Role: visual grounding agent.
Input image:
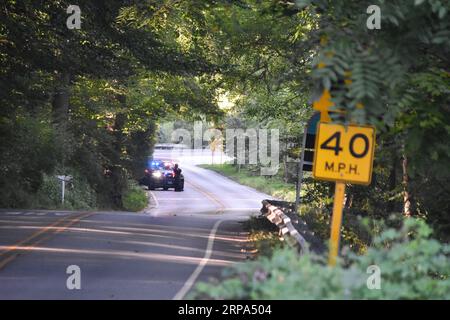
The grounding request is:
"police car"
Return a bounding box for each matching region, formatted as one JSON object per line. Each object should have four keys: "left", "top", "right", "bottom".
{"left": 140, "top": 159, "right": 184, "bottom": 192}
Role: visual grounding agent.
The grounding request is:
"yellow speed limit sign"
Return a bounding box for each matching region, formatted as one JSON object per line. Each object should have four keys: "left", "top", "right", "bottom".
{"left": 313, "top": 123, "right": 376, "bottom": 185}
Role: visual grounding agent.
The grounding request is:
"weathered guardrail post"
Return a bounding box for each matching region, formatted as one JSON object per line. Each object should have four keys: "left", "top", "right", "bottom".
{"left": 261, "top": 200, "right": 309, "bottom": 255}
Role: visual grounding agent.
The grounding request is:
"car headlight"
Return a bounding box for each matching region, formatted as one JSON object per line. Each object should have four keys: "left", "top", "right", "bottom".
{"left": 152, "top": 171, "right": 162, "bottom": 178}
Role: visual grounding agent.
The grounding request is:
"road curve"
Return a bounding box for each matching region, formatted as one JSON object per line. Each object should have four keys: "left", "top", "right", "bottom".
{"left": 0, "top": 164, "right": 272, "bottom": 299}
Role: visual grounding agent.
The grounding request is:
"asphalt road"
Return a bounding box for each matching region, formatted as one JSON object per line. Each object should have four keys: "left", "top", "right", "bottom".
{"left": 0, "top": 163, "right": 271, "bottom": 299}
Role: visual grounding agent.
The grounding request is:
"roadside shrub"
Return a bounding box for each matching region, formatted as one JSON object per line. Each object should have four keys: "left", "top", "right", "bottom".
{"left": 299, "top": 206, "right": 372, "bottom": 255}
{"left": 33, "top": 170, "right": 97, "bottom": 210}
{"left": 122, "top": 184, "right": 147, "bottom": 212}
{"left": 33, "top": 173, "right": 61, "bottom": 209}
{"left": 63, "top": 172, "right": 97, "bottom": 210}
{"left": 0, "top": 116, "right": 58, "bottom": 208}
{"left": 191, "top": 218, "right": 450, "bottom": 300}
{"left": 243, "top": 216, "right": 283, "bottom": 257}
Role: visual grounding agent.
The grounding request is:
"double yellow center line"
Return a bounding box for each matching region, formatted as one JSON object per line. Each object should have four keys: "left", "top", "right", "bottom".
{"left": 0, "top": 211, "right": 94, "bottom": 271}
{"left": 185, "top": 180, "right": 226, "bottom": 213}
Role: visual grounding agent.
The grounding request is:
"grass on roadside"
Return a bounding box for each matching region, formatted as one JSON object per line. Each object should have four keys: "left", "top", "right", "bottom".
{"left": 200, "top": 164, "right": 296, "bottom": 202}
{"left": 242, "top": 216, "right": 283, "bottom": 257}
{"left": 122, "top": 182, "right": 148, "bottom": 212}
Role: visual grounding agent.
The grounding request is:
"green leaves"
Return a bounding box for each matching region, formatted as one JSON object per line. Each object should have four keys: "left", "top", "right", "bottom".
{"left": 191, "top": 218, "right": 450, "bottom": 299}
{"left": 122, "top": 182, "right": 148, "bottom": 212}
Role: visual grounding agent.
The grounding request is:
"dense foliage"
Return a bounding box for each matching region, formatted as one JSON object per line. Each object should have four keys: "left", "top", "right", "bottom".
{"left": 0, "top": 1, "right": 223, "bottom": 209}
{"left": 191, "top": 0, "right": 450, "bottom": 240}
{"left": 192, "top": 219, "right": 450, "bottom": 299}
{"left": 122, "top": 182, "right": 148, "bottom": 212}
{"left": 302, "top": 0, "right": 450, "bottom": 239}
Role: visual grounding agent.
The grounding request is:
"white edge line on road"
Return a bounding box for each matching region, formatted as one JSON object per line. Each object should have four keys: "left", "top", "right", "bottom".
{"left": 148, "top": 190, "right": 159, "bottom": 208}
{"left": 173, "top": 219, "right": 223, "bottom": 300}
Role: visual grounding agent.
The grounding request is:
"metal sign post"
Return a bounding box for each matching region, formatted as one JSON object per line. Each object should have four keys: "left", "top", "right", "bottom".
{"left": 312, "top": 122, "right": 376, "bottom": 266}
{"left": 328, "top": 181, "right": 346, "bottom": 266}
{"left": 56, "top": 175, "right": 73, "bottom": 204}
{"left": 62, "top": 179, "right": 65, "bottom": 204}
{"left": 295, "top": 125, "right": 308, "bottom": 212}
{"left": 295, "top": 113, "right": 320, "bottom": 213}
{"left": 312, "top": 88, "right": 376, "bottom": 267}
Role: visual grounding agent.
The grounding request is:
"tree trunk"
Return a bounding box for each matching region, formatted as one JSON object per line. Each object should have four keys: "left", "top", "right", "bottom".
{"left": 389, "top": 153, "right": 397, "bottom": 190}
{"left": 345, "top": 193, "right": 353, "bottom": 208}
{"left": 110, "top": 95, "right": 127, "bottom": 208}
{"left": 51, "top": 72, "right": 72, "bottom": 169}
{"left": 283, "top": 135, "right": 289, "bottom": 183}
{"left": 402, "top": 150, "right": 412, "bottom": 217}
{"left": 52, "top": 72, "right": 71, "bottom": 124}
{"left": 387, "top": 150, "right": 397, "bottom": 212}
{"left": 129, "top": 123, "right": 154, "bottom": 178}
